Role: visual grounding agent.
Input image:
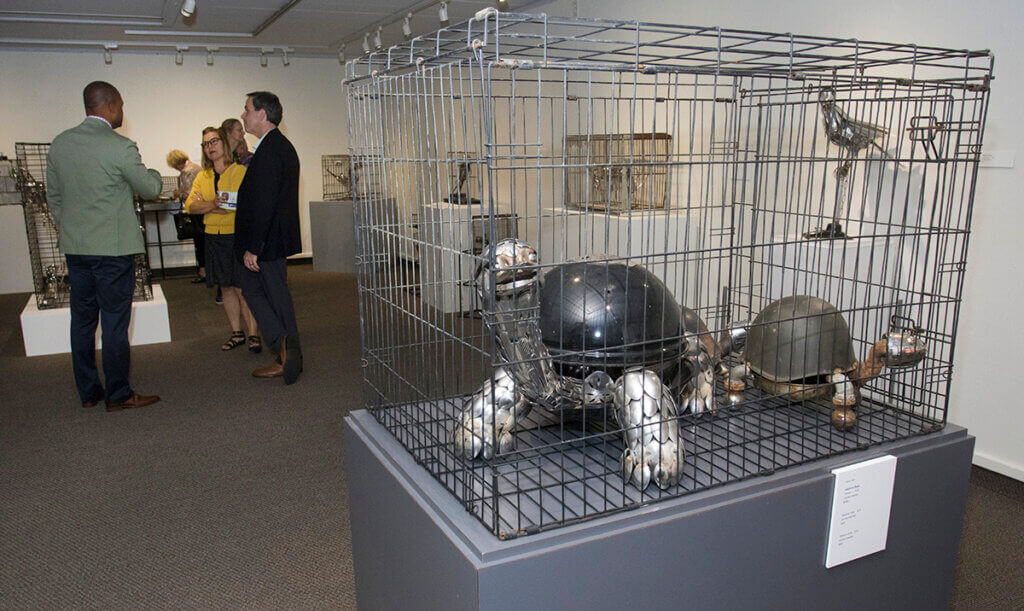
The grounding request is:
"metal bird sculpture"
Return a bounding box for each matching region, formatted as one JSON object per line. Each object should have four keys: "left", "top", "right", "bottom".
{"left": 805, "top": 87, "right": 894, "bottom": 239}
{"left": 819, "top": 87, "right": 890, "bottom": 157}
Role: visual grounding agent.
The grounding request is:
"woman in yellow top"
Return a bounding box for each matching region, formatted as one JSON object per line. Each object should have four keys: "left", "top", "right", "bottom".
{"left": 185, "top": 126, "right": 261, "bottom": 352}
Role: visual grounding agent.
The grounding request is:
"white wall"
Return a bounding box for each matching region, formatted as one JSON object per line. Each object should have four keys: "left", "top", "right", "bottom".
{"left": 565, "top": 0, "right": 1024, "bottom": 480}
{"left": 0, "top": 48, "right": 352, "bottom": 256}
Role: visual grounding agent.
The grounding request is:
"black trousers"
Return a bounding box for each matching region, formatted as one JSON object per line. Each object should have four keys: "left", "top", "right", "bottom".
{"left": 66, "top": 254, "right": 135, "bottom": 403}
{"left": 190, "top": 214, "right": 206, "bottom": 271}
{"left": 236, "top": 257, "right": 299, "bottom": 356}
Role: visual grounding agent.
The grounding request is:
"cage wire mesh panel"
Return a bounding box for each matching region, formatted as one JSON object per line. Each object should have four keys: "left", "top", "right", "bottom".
{"left": 321, "top": 154, "right": 353, "bottom": 201}
{"left": 345, "top": 13, "right": 992, "bottom": 539}
{"left": 160, "top": 175, "right": 179, "bottom": 198}
{"left": 16, "top": 142, "right": 154, "bottom": 309}
{"left": 16, "top": 143, "right": 68, "bottom": 309}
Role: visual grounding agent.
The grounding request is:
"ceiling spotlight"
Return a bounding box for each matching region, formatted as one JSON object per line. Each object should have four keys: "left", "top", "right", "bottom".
{"left": 103, "top": 44, "right": 117, "bottom": 64}
{"left": 362, "top": 32, "right": 370, "bottom": 54}
{"left": 402, "top": 14, "right": 412, "bottom": 39}
{"left": 338, "top": 48, "right": 346, "bottom": 64}
{"left": 205, "top": 46, "right": 216, "bottom": 65}
{"left": 373, "top": 26, "right": 382, "bottom": 50}
{"left": 260, "top": 52, "right": 268, "bottom": 67}
{"left": 496, "top": 0, "right": 510, "bottom": 11}
{"left": 181, "top": 0, "right": 196, "bottom": 18}
{"left": 282, "top": 48, "right": 291, "bottom": 66}
{"left": 439, "top": 0, "right": 449, "bottom": 27}
{"left": 175, "top": 45, "right": 187, "bottom": 65}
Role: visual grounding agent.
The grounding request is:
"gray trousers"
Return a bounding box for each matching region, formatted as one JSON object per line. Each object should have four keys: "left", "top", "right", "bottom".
{"left": 237, "top": 257, "right": 300, "bottom": 356}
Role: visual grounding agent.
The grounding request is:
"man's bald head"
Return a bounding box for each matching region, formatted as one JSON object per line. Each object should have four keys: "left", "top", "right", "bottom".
{"left": 82, "top": 81, "right": 124, "bottom": 129}
{"left": 83, "top": 81, "right": 120, "bottom": 114}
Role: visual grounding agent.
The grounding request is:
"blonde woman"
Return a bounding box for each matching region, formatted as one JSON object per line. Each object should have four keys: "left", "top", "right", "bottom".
{"left": 220, "top": 118, "right": 253, "bottom": 166}
{"left": 185, "top": 127, "right": 261, "bottom": 352}
{"left": 166, "top": 149, "right": 206, "bottom": 282}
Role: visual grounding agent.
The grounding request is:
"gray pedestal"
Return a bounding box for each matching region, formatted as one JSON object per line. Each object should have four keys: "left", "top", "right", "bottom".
{"left": 344, "top": 410, "right": 973, "bottom": 610}
{"left": 310, "top": 200, "right": 356, "bottom": 273}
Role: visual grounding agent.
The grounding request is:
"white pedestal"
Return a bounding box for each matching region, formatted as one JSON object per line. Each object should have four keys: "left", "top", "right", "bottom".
{"left": 418, "top": 202, "right": 518, "bottom": 313}
{"left": 20, "top": 284, "right": 172, "bottom": 357}
{"left": 521, "top": 207, "right": 710, "bottom": 310}
{"left": 763, "top": 236, "right": 900, "bottom": 345}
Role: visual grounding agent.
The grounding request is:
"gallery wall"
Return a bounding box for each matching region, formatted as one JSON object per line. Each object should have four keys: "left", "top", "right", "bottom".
{"left": 0, "top": 49, "right": 352, "bottom": 256}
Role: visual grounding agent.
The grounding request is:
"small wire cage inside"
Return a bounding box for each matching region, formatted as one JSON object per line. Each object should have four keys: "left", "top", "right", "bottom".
{"left": 346, "top": 14, "right": 992, "bottom": 538}
{"left": 564, "top": 133, "right": 671, "bottom": 212}
{"left": 16, "top": 143, "right": 68, "bottom": 309}
{"left": 322, "top": 154, "right": 353, "bottom": 201}
{"left": 16, "top": 142, "right": 154, "bottom": 309}
{"left": 443, "top": 152, "right": 484, "bottom": 204}
{"left": 160, "top": 175, "right": 179, "bottom": 199}
{"left": 131, "top": 253, "right": 154, "bottom": 301}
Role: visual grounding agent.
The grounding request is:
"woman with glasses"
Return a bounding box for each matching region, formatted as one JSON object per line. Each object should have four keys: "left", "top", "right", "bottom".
{"left": 184, "top": 126, "right": 261, "bottom": 352}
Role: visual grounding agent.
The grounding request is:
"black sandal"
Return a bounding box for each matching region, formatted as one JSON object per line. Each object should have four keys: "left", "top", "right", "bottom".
{"left": 247, "top": 335, "right": 262, "bottom": 354}
{"left": 222, "top": 331, "right": 245, "bottom": 351}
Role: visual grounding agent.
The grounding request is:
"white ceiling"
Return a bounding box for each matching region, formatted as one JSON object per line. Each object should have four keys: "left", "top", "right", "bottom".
{"left": 0, "top": 0, "right": 516, "bottom": 58}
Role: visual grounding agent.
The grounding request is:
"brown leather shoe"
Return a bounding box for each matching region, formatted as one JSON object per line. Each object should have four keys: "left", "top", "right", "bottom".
{"left": 105, "top": 393, "right": 160, "bottom": 412}
{"left": 81, "top": 398, "right": 101, "bottom": 409}
{"left": 253, "top": 362, "right": 284, "bottom": 378}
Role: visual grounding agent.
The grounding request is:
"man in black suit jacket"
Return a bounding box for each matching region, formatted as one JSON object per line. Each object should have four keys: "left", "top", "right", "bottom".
{"left": 235, "top": 91, "right": 303, "bottom": 384}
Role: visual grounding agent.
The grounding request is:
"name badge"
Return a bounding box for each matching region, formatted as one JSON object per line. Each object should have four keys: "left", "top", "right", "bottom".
{"left": 218, "top": 190, "right": 238, "bottom": 210}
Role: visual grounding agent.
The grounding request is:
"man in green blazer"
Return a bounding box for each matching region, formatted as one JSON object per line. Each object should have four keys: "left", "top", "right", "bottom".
{"left": 46, "top": 81, "right": 163, "bottom": 412}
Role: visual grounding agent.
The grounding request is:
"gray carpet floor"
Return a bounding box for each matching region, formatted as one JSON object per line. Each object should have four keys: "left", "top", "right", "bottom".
{"left": 0, "top": 263, "right": 1021, "bottom": 609}
{"left": 0, "top": 265, "right": 360, "bottom": 609}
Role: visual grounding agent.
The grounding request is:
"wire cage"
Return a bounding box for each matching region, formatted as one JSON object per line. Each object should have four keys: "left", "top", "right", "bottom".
{"left": 160, "top": 175, "right": 179, "bottom": 199}
{"left": 564, "top": 132, "right": 672, "bottom": 212}
{"left": 322, "top": 154, "right": 354, "bottom": 201}
{"left": 322, "top": 153, "right": 386, "bottom": 201}
{"left": 345, "top": 13, "right": 993, "bottom": 538}
{"left": 16, "top": 142, "right": 155, "bottom": 309}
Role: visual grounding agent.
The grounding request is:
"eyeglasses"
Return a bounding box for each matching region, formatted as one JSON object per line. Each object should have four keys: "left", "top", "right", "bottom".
{"left": 202, "top": 138, "right": 222, "bottom": 148}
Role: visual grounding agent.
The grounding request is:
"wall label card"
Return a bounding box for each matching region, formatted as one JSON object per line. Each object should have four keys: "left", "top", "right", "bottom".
{"left": 825, "top": 454, "right": 898, "bottom": 568}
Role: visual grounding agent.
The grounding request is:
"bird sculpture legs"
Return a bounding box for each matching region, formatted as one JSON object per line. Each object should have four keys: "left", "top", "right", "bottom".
{"left": 804, "top": 159, "right": 853, "bottom": 239}
{"left": 808, "top": 87, "right": 893, "bottom": 240}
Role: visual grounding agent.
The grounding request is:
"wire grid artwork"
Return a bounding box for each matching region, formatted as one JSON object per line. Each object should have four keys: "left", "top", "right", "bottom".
{"left": 322, "top": 154, "right": 354, "bottom": 201}
{"left": 16, "top": 142, "right": 154, "bottom": 308}
{"left": 345, "top": 12, "right": 992, "bottom": 538}
{"left": 16, "top": 143, "right": 68, "bottom": 309}
{"left": 160, "top": 175, "right": 179, "bottom": 198}
{"left": 564, "top": 133, "right": 671, "bottom": 212}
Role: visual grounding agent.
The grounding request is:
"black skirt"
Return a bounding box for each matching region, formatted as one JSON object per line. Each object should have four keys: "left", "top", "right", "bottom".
{"left": 205, "top": 233, "right": 239, "bottom": 288}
